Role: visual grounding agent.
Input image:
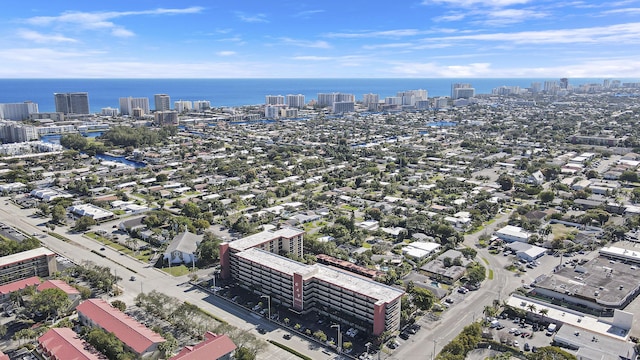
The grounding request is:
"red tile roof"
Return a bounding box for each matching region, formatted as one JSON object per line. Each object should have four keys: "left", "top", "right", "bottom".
{"left": 38, "top": 328, "right": 106, "bottom": 360}
{"left": 77, "top": 299, "right": 165, "bottom": 355}
{"left": 0, "top": 350, "right": 9, "bottom": 360}
{"left": 37, "top": 279, "right": 80, "bottom": 295}
{"left": 170, "top": 332, "right": 237, "bottom": 360}
{"left": 0, "top": 276, "right": 40, "bottom": 295}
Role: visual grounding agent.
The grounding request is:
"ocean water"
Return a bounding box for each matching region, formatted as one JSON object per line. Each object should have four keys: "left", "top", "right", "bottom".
{"left": 0, "top": 78, "right": 618, "bottom": 113}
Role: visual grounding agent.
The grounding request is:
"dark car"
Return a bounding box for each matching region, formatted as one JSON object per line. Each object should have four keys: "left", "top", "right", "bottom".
{"left": 524, "top": 343, "right": 530, "bottom": 351}
{"left": 531, "top": 346, "right": 538, "bottom": 353}
{"left": 399, "top": 332, "right": 410, "bottom": 340}
{"left": 257, "top": 327, "right": 267, "bottom": 334}
{"left": 283, "top": 333, "right": 292, "bottom": 340}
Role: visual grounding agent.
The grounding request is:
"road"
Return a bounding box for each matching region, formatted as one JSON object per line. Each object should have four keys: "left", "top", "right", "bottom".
{"left": 389, "top": 211, "right": 517, "bottom": 360}
{"left": 0, "top": 197, "right": 336, "bottom": 360}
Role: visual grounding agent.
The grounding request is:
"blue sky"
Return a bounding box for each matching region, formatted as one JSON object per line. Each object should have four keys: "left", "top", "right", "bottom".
{"left": 1, "top": 0, "right": 639, "bottom": 78}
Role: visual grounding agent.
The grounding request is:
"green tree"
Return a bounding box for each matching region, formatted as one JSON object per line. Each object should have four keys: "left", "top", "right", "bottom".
{"left": 411, "top": 287, "right": 435, "bottom": 310}
{"left": 158, "top": 332, "right": 178, "bottom": 357}
{"left": 111, "top": 300, "right": 126, "bottom": 312}
{"left": 181, "top": 202, "right": 201, "bottom": 219}
{"left": 497, "top": 174, "right": 514, "bottom": 191}
{"left": 619, "top": 171, "right": 639, "bottom": 183}
{"left": 28, "top": 288, "right": 71, "bottom": 321}
{"left": 313, "top": 330, "right": 327, "bottom": 342}
{"left": 196, "top": 232, "right": 222, "bottom": 265}
{"left": 466, "top": 263, "right": 486, "bottom": 284}
{"left": 73, "top": 216, "right": 96, "bottom": 232}
{"left": 51, "top": 204, "right": 67, "bottom": 224}
{"left": 235, "top": 346, "right": 256, "bottom": 360}
{"left": 526, "top": 346, "right": 576, "bottom": 360}
{"left": 538, "top": 190, "right": 555, "bottom": 203}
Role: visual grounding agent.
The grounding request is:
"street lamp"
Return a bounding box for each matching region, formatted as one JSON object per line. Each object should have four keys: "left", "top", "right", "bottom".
{"left": 260, "top": 295, "right": 271, "bottom": 321}
{"left": 331, "top": 324, "right": 342, "bottom": 352}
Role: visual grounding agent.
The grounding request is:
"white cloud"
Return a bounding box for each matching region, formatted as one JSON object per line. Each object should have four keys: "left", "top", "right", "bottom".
{"left": 422, "top": 0, "right": 531, "bottom": 7}
{"left": 481, "top": 8, "right": 548, "bottom": 25}
{"left": 601, "top": 7, "right": 640, "bottom": 15}
{"left": 236, "top": 13, "right": 269, "bottom": 23}
{"left": 388, "top": 57, "right": 640, "bottom": 78}
{"left": 432, "top": 22, "right": 640, "bottom": 44}
{"left": 17, "top": 29, "right": 77, "bottom": 43}
{"left": 293, "top": 10, "right": 325, "bottom": 18}
{"left": 434, "top": 13, "right": 466, "bottom": 22}
{"left": 23, "top": 7, "right": 204, "bottom": 37}
{"left": 325, "top": 29, "right": 430, "bottom": 39}
{"left": 216, "top": 51, "right": 236, "bottom": 56}
{"left": 293, "top": 56, "right": 333, "bottom": 61}
{"left": 279, "top": 37, "right": 331, "bottom": 49}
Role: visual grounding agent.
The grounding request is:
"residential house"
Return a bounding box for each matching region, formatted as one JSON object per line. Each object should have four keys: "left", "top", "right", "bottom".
{"left": 163, "top": 231, "right": 201, "bottom": 265}
{"left": 0, "top": 276, "right": 40, "bottom": 307}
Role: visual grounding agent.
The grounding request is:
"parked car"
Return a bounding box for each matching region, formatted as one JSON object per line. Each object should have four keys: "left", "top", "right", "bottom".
{"left": 257, "top": 327, "right": 267, "bottom": 334}
{"left": 524, "top": 343, "right": 530, "bottom": 351}
{"left": 399, "top": 332, "right": 410, "bottom": 340}
{"left": 283, "top": 333, "right": 292, "bottom": 340}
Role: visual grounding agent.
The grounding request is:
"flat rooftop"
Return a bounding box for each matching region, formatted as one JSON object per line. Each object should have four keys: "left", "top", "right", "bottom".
{"left": 229, "top": 227, "right": 304, "bottom": 252}
{"left": 506, "top": 295, "right": 629, "bottom": 340}
{"left": 235, "top": 248, "right": 404, "bottom": 303}
{"left": 0, "top": 247, "right": 54, "bottom": 268}
{"left": 534, "top": 256, "right": 640, "bottom": 308}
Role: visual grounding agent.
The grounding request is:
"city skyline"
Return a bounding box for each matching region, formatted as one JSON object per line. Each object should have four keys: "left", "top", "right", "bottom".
{"left": 0, "top": 1, "right": 639, "bottom": 78}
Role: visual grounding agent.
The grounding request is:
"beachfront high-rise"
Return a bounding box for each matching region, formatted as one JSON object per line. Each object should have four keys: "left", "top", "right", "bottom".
{"left": 119, "top": 97, "right": 150, "bottom": 116}
{"left": 450, "top": 83, "right": 475, "bottom": 100}
{"left": 54, "top": 92, "right": 90, "bottom": 115}
{"left": 317, "top": 93, "right": 355, "bottom": 107}
{"left": 154, "top": 94, "right": 171, "bottom": 111}
{"left": 285, "top": 94, "right": 305, "bottom": 108}
{"left": 265, "top": 95, "right": 285, "bottom": 105}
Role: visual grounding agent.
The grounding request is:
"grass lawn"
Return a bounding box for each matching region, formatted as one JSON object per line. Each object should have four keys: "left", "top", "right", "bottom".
{"left": 161, "top": 265, "right": 191, "bottom": 276}
{"left": 551, "top": 223, "right": 577, "bottom": 240}
{"left": 340, "top": 204, "right": 359, "bottom": 212}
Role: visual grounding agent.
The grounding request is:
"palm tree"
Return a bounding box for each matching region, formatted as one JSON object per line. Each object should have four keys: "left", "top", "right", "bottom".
{"left": 527, "top": 304, "right": 537, "bottom": 314}
{"left": 538, "top": 308, "right": 549, "bottom": 323}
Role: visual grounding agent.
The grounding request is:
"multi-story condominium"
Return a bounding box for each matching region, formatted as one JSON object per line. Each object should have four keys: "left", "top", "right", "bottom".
{"left": 264, "top": 105, "right": 280, "bottom": 119}
{"left": 154, "top": 94, "right": 171, "bottom": 111}
{"left": 265, "top": 95, "right": 285, "bottom": 105}
{"left": 37, "top": 328, "right": 104, "bottom": 360}
{"left": 0, "top": 247, "right": 57, "bottom": 286}
{"left": 101, "top": 107, "right": 119, "bottom": 117}
{"left": 544, "top": 81, "right": 558, "bottom": 94}
{"left": 285, "top": 94, "right": 305, "bottom": 108}
{"left": 434, "top": 97, "right": 449, "bottom": 109}
{"left": 332, "top": 101, "right": 355, "bottom": 114}
{"left": 220, "top": 228, "right": 403, "bottom": 336}
{"left": 317, "top": 93, "right": 354, "bottom": 107}
{"left": 174, "top": 100, "right": 192, "bottom": 113}
{"left": 154, "top": 111, "right": 179, "bottom": 125}
{"left": 452, "top": 87, "right": 475, "bottom": 100}
{"left": 397, "top": 89, "right": 427, "bottom": 106}
{"left": 119, "top": 97, "right": 150, "bottom": 116}
{"left": 280, "top": 108, "right": 298, "bottom": 118}
{"left": 560, "top": 77, "right": 569, "bottom": 89}
{"left": 362, "top": 93, "right": 379, "bottom": 111}
{"left": 415, "top": 100, "right": 430, "bottom": 110}
{"left": 530, "top": 82, "right": 542, "bottom": 93}
{"left": 30, "top": 112, "right": 65, "bottom": 122}
{"left": 193, "top": 100, "right": 211, "bottom": 111}
{"left": 0, "top": 121, "right": 38, "bottom": 143}
{"left": 0, "top": 101, "right": 38, "bottom": 121}
{"left": 450, "top": 83, "right": 472, "bottom": 99}
{"left": 54, "top": 92, "right": 89, "bottom": 115}
{"left": 385, "top": 97, "right": 402, "bottom": 106}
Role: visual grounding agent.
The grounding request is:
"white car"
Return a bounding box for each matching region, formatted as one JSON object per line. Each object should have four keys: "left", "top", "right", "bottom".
{"left": 513, "top": 340, "right": 519, "bottom": 347}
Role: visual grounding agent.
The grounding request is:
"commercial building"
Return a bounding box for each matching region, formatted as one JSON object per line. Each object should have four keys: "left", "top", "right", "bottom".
{"left": 220, "top": 228, "right": 403, "bottom": 335}
{"left": 54, "top": 92, "right": 90, "bottom": 115}
{"left": 77, "top": 299, "right": 165, "bottom": 357}
{"left": 599, "top": 246, "right": 640, "bottom": 264}
{"left": 0, "top": 247, "right": 57, "bottom": 286}
{"left": 494, "top": 225, "right": 531, "bottom": 243}
{"left": 504, "top": 242, "right": 546, "bottom": 262}
{"left": 154, "top": 94, "right": 171, "bottom": 111}
{"left": 119, "top": 97, "right": 150, "bottom": 116}
{"left": 533, "top": 256, "right": 640, "bottom": 312}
